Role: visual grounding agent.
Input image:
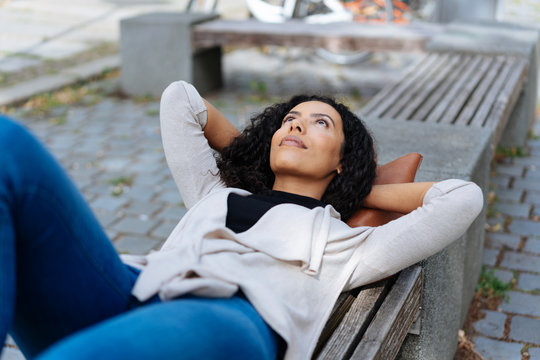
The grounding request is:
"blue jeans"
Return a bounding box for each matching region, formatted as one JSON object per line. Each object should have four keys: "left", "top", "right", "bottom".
{"left": 0, "top": 116, "right": 279, "bottom": 359}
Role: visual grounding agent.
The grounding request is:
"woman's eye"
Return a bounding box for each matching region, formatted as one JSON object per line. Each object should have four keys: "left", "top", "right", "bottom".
{"left": 316, "top": 119, "right": 329, "bottom": 127}
{"left": 283, "top": 117, "right": 294, "bottom": 123}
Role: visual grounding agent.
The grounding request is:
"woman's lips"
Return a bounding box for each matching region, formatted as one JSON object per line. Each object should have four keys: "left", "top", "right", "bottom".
{"left": 280, "top": 135, "right": 307, "bottom": 149}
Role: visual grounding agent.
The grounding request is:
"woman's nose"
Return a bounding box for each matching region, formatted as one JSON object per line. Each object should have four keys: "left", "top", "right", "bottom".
{"left": 288, "top": 118, "right": 304, "bottom": 133}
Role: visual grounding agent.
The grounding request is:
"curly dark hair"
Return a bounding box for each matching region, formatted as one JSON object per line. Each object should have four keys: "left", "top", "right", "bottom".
{"left": 216, "top": 95, "right": 376, "bottom": 221}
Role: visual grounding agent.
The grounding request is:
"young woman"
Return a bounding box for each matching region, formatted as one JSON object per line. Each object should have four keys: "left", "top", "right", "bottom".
{"left": 0, "top": 81, "right": 483, "bottom": 359}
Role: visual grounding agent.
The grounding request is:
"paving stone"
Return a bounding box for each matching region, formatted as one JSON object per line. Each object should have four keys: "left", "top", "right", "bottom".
{"left": 156, "top": 188, "right": 183, "bottom": 204}
{"left": 494, "top": 202, "right": 531, "bottom": 218}
{"left": 524, "top": 238, "right": 540, "bottom": 254}
{"left": 122, "top": 185, "right": 156, "bottom": 202}
{"left": 151, "top": 220, "right": 178, "bottom": 240}
{"left": 525, "top": 167, "right": 540, "bottom": 179}
{"left": 157, "top": 206, "right": 188, "bottom": 221}
{"left": 509, "top": 315, "right": 540, "bottom": 344}
{"left": 517, "top": 273, "right": 540, "bottom": 292}
{"left": 500, "top": 291, "right": 540, "bottom": 317}
{"left": 483, "top": 248, "right": 500, "bottom": 266}
{"left": 492, "top": 268, "right": 515, "bottom": 283}
{"left": 90, "top": 195, "right": 129, "bottom": 213}
{"left": 111, "top": 216, "right": 159, "bottom": 236}
{"left": 513, "top": 178, "right": 540, "bottom": 192}
{"left": 123, "top": 200, "right": 163, "bottom": 217}
{"left": 94, "top": 210, "right": 120, "bottom": 228}
{"left": 512, "top": 156, "right": 540, "bottom": 167}
{"left": 507, "top": 219, "right": 540, "bottom": 237}
{"left": 493, "top": 164, "right": 524, "bottom": 177}
{"left": 525, "top": 191, "right": 540, "bottom": 205}
{"left": 500, "top": 251, "right": 540, "bottom": 273}
{"left": 494, "top": 188, "right": 523, "bottom": 203}
{"left": 490, "top": 175, "right": 511, "bottom": 188}
{"left": 473, "top": 310, "right": 506, "bottom": 338}
{"left": 529, "top": 347, "right": 540, "bottom": 359}
{"left": 473, "top": 336, "right": 523, "bottom": 360}
{"left": 114, "top": 235, "right": 161, "bottom": 255}
{"left": 486, "top": 232, "right": 521, "bottom": 250}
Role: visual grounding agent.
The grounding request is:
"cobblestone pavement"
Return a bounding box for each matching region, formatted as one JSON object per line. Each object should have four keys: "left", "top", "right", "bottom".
{"left": 1, "top": 0, "right": 540, "bottom": 359}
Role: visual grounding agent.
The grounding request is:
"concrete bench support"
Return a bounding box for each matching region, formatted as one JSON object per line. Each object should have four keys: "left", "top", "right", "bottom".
{"left": 364, "top": 119, "right": 492, "bottom": 360}
{"left": 426, "top": 21, "right": 540, "bottom": 148}
{"left": 120, "top": 12, "right": 221, "bottom": 98}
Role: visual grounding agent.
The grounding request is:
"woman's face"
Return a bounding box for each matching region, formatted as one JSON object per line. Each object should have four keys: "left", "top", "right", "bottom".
{"left": 270, "top": 101, "right": 345, "bottom": 182}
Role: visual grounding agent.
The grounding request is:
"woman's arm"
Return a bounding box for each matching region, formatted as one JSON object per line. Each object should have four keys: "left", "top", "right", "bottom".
{"left": 160, "top": 81, "right": 232, "bottom": 208}
{"left": 362, "top": 182, "right": 437, "bottom": 214}
{"left": 345, "top": 179, "right": 484, "bottom": 290}
{"left": 202, "top": 99, "right": 240, "bottom": 151}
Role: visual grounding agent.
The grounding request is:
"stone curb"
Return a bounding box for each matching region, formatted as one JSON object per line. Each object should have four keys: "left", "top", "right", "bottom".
{"left": 0, "top": 55, "right": 120, "bottom": 107}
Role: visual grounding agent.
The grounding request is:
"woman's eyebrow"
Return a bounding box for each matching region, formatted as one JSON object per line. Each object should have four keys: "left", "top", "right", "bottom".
{"left": 286, "top": 111, "right": 336, "bottom": 127}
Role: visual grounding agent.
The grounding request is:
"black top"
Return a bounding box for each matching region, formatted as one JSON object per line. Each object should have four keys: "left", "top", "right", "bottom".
{"left": 226, "top": 190, "right": 325, "bottom": 233}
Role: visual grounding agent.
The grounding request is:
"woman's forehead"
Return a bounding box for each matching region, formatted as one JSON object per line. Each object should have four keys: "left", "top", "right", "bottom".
{"left": 289, "top": 101, "right": 342, "bottom": 123}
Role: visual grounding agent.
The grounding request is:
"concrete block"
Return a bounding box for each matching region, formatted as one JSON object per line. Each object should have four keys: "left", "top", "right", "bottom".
{"left": 431, "top": 0, "right": 497, "bottom": 23}
{"left": 120, "top": 12, "right": 221, "bottom": 98}
{"left": 426, "top": 21, "right": 539, "bottom": 148}
{"left": 501, "top": 291, "right": 540, "bottom": 317}
{"left": 363, "top": 119, "right": 492, "bottom": 360}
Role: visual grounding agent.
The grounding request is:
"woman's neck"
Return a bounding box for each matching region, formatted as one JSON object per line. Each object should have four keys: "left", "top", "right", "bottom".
{"left": 272, "top": 175, "right": 331, "bottom": 200}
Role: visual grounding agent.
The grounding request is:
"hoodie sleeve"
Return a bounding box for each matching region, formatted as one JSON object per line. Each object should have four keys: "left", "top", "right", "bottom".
{"left": 344, "top": 179, "right": 484, "bottom": 290}
{"left": 160, "top": 81, "right": 225, "bottom": 209}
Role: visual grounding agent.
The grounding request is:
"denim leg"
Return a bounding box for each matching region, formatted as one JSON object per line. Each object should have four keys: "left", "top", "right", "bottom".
{"left": 0, "top": 116, "right": 139, "bottom": 358}
{"left": 36, "top": 294, "right": 280, "bottom": 360}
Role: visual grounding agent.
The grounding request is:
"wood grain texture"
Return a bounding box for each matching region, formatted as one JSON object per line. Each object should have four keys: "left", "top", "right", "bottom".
{"left": 484, "top": 58, "right": 528, "bottom": 145}
{"left": 365, "top": 53, "right": 440, "bottom": 118}
{"left": 469, "top": 56, "right": 514, "bottom": 128}
{"left": 361, "top": 53, "right": 428, "bottom": 117}
{"left": 350, "top": 265, "right": 423, "bottom": 360}
{"left": 451, "top": 56, "right": 495, "bottom": 125}
{"left": 384, "top": 53, "right": 450, "bottom": 119}
{"left": 415, "top": 54, "right": 474, "bottom": 123}
{"left": 398, "top": 54, "right": 461, "bottom": 120}
{"left": 192, "top": 20, "right": 444, "bottom": 53}
{"left": 315, "top": 279, "right": 393, "bottom": 359}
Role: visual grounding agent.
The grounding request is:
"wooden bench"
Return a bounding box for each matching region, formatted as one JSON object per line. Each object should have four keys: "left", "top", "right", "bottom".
{"left": 361, "top": 52, "right": 529, "bottom": 148}
{"left": 314, "top": 265, "right": 423, "bottom": 359}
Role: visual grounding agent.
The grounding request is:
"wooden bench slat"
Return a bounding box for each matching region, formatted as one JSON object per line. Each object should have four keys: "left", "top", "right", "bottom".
{"left": 315, "top": 280, "right": 393, "bottom": 359}
{"left": 316, "top": 292, "right": 356, "bottom": 350}
{"left": 350, "top": 266, "right": 423, "bottom": 360}
{"left": 385, "top": 53, "right": 450, "bottom": 119}
{"left": 413, "top": 54, "right": 474, "bottom": 122}
{"left": 469, "top": 57, "right": 515, "bottom": 128}
{"left": 192, "top": 20, "right": 444, "bottom": 53}
{"left": 398, "top": 54, "right": 462, "bottom": 120}
{"left": 438, "top": 55, "right": 498, "bottom": 124}
{"left": 452, "top": 56, "right": 504, "bottom": 125}
{"left": 420, "top": 54, "right": 485, "bottom": 123}
{"left": 483, "top": 58, "right": 528, "bottom": 144}
{"left": 360, "top": 53, "right": 428, "bottom": 116}
{"left": 363, "top": 53, "right": 440, "bottom": 118}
